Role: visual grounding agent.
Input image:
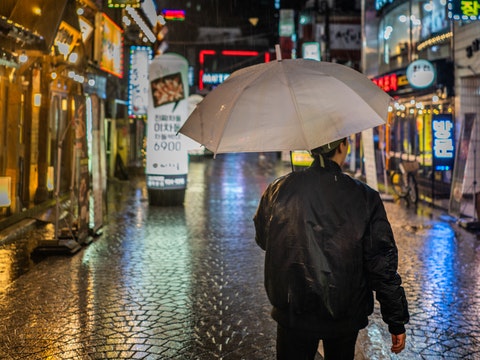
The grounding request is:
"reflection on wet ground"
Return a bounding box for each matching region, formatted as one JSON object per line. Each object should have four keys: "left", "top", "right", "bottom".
{"left": 0, "top": 223, "right": 56, "bottom": 297}
{"left": 0, "top": 153, "right": 480, "bottom": 359}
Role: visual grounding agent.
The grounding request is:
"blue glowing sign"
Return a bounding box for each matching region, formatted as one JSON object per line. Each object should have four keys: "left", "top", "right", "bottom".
{"left": 448, "top": 0, "right": 480, "bottom": 20}
{"left": 432, "top": 114, "right": 454, "bottom": 171}
{"left": 202, "top": 72, "right": 230, "bottom": 86}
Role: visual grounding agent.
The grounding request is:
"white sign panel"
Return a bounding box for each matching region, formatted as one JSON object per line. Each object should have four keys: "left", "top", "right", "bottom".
{"left": 406, "top": 59, "right": 436, "bottom": 89}
{"left": 362, "top": 128, "right": 378, "bottom": 191}
{"left": 146, "top": 54, "right": 189, "bottom": 190}
{"left": 302, "top": 42, "right": 321, "bottom": 61}
{"left": 329, "top": 24, "right": 361, "bottom": 50}
{"left": 128, "top": 46, "right": 152, "bottom": 117}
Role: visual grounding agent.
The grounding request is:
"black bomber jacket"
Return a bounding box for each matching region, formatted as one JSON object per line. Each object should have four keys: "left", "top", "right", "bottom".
{"left": 253, "top": 157, "right": 409, "bottom": 336}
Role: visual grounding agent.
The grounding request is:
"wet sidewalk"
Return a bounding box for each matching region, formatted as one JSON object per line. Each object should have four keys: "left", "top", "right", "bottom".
{"left": 0, "top": 153, "right": 479, "bottom": 359}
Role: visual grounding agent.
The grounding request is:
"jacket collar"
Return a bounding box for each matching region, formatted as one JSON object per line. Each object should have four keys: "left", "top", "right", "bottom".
{"left": 311, "top": 155, "right": 342, "bottom": 173}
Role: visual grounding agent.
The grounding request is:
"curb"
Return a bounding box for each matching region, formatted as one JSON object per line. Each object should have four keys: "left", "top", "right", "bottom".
{"left": 0, "top": 218, "right": 38, "bottom": 246}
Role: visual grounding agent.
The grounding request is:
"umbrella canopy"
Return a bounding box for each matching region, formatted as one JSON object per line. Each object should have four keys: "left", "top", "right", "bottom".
{"left": 179, "top": 58, "right": 391, "bottom": 155}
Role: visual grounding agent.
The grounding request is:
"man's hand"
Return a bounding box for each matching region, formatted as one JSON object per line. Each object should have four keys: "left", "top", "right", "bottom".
{"left": 391, "top": 333, "right": 406, "bottom": 354}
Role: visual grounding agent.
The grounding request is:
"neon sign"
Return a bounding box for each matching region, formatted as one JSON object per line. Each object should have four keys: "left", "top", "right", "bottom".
{"left": 95, "top": 13, "right": 124, "bottom": 78}
{"left": 198, "top": 50, "right": 270, "bottom": 90}
{"left": 162, "top": 9, "right": 185, "bottom": 21}
{"left": 448, "top": 0, "right": 480, "bottom": 20}
{"left": 128, "top": 46, "right": 152, "bottom": 118}
{"left": 432, "top": 114, "right": 454, "bottom": 171}
{"left": 372, "top": 73, "right": 398, "bottom": 92}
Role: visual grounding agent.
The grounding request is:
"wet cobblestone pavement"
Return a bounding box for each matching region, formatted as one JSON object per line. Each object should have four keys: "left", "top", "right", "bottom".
{"left": 0, "top": 153, "right": 480, "bottom": 359}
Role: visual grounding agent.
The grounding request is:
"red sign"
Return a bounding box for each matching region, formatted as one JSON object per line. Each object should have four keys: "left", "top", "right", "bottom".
{"left": 162, "top": 9, "right": 185, "bottom": 21}
{"left": 372, "top": 73, "right": 398, "bottom": 92}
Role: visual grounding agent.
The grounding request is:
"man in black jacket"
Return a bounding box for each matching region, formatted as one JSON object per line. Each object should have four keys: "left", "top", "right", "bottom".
{"left": 253, "top": 138, "right": 409, "bottom": 360}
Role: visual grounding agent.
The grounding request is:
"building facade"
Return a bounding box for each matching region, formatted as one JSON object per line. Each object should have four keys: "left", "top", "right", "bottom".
{"left": 0, "top": 0, "right": 156, "bottom": 235}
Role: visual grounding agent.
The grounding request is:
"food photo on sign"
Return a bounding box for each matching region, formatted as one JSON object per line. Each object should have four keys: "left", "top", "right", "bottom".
{"left": 150, "top": 72, "right": 185, "bottom": 110}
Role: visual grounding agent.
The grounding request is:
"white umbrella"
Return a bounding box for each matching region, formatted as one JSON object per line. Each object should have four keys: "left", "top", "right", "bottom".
{"left": 180, "top": 57, "right": 391, "bottom": 156}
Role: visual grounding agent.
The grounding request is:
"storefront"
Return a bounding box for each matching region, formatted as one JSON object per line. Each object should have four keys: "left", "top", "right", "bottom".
{"left": 362, "top": 0, "right": 455, "bottom": 202}
{"left": 450, "top": 20, "right": 480, "bottom": 219}
{"left": 372, "top": 58, "right": 454, "bottom": 201}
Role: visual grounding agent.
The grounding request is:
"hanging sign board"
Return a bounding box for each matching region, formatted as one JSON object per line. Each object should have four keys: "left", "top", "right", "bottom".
{"left": 432, "top": 113, "right": 455, "bottom": 171}
{"left": 449, "top": 113, "right": 475, "bottom": 217}
{"left": 128, "top": 46, "right": 152, "bottom": 117}
{"left": 406, "top": 59, "right": 436, "bottom": 89}
{"left": 94, "top": 13, "right": 124, "bottom": 78}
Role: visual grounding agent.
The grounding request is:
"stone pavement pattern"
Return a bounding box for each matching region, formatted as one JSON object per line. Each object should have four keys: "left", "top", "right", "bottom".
{"left": 0, "top": 153, "right": 480, "bottom": 359}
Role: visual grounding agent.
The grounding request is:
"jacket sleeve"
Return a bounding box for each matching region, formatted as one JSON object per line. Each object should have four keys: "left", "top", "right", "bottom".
{"left": 253, "top": 187, "right": 270, "bottom": 251}
{"left": 363, "top": 191, "right": 410, "bottom": 335}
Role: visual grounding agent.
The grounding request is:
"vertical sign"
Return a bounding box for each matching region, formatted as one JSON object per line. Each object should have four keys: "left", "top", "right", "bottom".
{"left": 87, "top": 95, "right": 104, "bottom": 235}
{"left": 128, "top": 46, "right": 152, "bottom": 117}
{"left": 279, "top": 9, "right": 295, "bottom": 36}
{"left": 432, "top": 114, "right": 455, "bottom": 171}
{"left": 94, "top": 13, "right": 124, "bottom": 78}
{"left": 146, "top": 54, "right": 189, "bottom": 205}
{"left": 362, "top": 128, "right": 379, "bottom": 191}
{"left": 73, "top": 96, "right": 90, "bottom": 244}
{"left": 449, "top": 114, "right": 475, "bottom": 217}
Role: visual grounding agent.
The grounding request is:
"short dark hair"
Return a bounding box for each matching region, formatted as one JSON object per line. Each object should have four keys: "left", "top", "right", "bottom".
{"left": 311, "top": 137, "right": 347, "bottom": 159}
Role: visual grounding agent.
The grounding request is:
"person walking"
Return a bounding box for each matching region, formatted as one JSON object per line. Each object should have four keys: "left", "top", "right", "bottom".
{"left": 253, "top": 137, "right": 409, "bottom": 360}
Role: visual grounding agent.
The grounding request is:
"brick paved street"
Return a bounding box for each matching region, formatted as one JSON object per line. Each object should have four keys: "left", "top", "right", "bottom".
{"left": 0, "top": 153, "right": 480, "bottom": 359}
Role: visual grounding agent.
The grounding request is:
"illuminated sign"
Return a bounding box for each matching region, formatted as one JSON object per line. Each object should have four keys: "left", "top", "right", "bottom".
{"left": 54, "top": 21, "right": 81, "bottom": 58}
{"left": 406, "top": 59, "right": 436, "bottom": 89}
{"left": 162, "top": 9, "right": 185, "bottom": 21}
{"left": 94, "top": 13, "right": 124, "bottom": 78}
{"left": 79, "top": 16, "right": 93, "bottom": 42}
{"left": 0, "top": 177, "right": 11, "bottom": 207}
{"left": 146, "top": 54, "right": 189, "bottom": 193}
{"left": 448, "top": 0, "right": 480, "bottom": 19}
{"left": 141, "top": 0, "right": 158, "bottom": 27}
{"left": 202, "top": 73, "right": 230, "bottom": 86}
{"left": 302, "top": 42, "right": 321, "bottom": 61}
{"left": 375, "top": 0, "right": 394, "bottom": 11}
{"left": 432, "top": 114, "right": 454, "bottom": 171}
{"left": 108, "top": 0, "right": 141, "bottom": 8}
{"left": 279, "top": 9, "right": 295, "bottom": 36}
{"left": 128, "top": 46, "right": 152, "bottom": 117}
{"left": 372, "top": 73, "right": 398, "bottom": 92}
{"left": 291, "top": 151, "right": 314, "bottom": 167}
{"left": 198, "top": 49, "right": 270, "bottom": 90}
{"left": 84, "top": 73, "right": 107, "bottom": 99}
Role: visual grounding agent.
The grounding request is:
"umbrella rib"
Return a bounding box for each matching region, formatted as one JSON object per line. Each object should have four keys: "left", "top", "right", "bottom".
{"left": 279, "top": 61, "right": 311, "bottom": 150}
{"left": 281, "top": 62, "right": 310, "bottom": 150}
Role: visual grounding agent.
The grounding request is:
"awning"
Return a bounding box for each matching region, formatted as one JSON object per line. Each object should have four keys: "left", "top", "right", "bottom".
{"left": 6, "top": 0, "right": 80, "bottom": 52}
{"left": 0, "top": 15, "right": 45, "bottom": 49}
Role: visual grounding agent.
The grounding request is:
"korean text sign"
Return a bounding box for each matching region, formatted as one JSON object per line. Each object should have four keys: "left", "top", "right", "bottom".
{"left": 146, "top": 54, "right": 189, "bottom": 190}
{"left": 432, "top": 114, "right": 455, "bottom": 171}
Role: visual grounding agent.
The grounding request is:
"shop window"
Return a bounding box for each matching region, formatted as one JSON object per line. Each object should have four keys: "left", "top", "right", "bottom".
{"left": 378, "top": 0, "right": 449, "bottom": 72}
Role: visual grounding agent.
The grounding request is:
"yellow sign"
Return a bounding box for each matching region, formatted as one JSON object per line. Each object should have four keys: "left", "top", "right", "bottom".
{"left": 54, "top": 21, "right": 81, "bottom": 58}
{"left": 291, "top": 151, "right": 314, "bottom": 167}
